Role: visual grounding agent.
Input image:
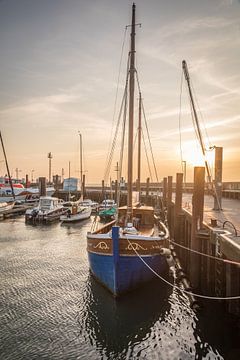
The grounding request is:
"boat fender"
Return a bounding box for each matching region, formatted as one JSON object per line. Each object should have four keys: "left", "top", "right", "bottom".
{"left": 160, "top": 248, "right": 171, "bottom": 256}
{"left": 166, "top": 254, "right": 175, "bottom": 268}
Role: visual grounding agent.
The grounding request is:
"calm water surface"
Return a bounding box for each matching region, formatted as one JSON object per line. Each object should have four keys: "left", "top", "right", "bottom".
{"left": 0, "top": 216, "right": 239, "bottom": 359}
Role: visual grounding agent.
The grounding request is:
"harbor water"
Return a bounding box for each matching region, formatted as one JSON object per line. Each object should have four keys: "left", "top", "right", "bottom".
{"left": 0, "top": 217, "right": 239, "bottom": 359}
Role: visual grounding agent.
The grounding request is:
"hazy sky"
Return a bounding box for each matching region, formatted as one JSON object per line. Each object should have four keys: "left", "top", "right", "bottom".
{"left": 0, "top": 0, "right": 240, "bottom": 184}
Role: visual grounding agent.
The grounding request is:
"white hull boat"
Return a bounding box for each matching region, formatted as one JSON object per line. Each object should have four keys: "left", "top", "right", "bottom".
{"left": 25, "top": 196, "right": 65, "bottom": 224}
{"left": 61, "top": 202, "right": 91, "bottom": 223}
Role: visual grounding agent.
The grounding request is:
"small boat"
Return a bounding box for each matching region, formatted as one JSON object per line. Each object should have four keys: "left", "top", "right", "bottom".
{"left": 80, "top": 199, "right": 99, "bottom": 212}
{"left": 98, "top": 199, "right": 117, "bottom": 211}
{"left": 0, "top": 201, "right": 15, "bottom": 213}
{"left": 98, "top": 206, "right": 116, "bottom": 222}
{"left": 87, "top": 3, "right": 169, "bottom": 297}
{"left": 60, "top": 201, "right": 91, "bottom": 223}
{"left": 25, "top": 196, "right": 65, "bottom": 224}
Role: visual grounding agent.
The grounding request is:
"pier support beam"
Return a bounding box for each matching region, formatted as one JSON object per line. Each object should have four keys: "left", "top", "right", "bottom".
{"left": 174, "top": 173, "right": 183, "bottom": 242}
{"left": 190, "top": 166, "right": 205, "bottom": 289}
{"left": 163, "top": 177, "right": 167, "bottom": 207}
{"left": 101, "top": 180, "right": 105, "bottom": 201}
{"left": 167, "top": 176, "right": 173, "bottom": 233}
{"left": 146, "top": 177, "right": 150, "bottom": 197}
{"left": 213, "top": 147, "right": 223, "bottom": 211}
{"left": 39, "top": 177, "right": 46, "bottom": 197}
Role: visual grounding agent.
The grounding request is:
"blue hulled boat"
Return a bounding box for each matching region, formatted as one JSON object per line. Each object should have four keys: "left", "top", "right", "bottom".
{"left": 87, "top": 3, "right": 169, "bottom": 296}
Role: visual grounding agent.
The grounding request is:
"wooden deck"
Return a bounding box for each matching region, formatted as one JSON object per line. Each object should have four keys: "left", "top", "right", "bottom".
{"left": 180, "top": 194, "right": 240, "bottom": 246}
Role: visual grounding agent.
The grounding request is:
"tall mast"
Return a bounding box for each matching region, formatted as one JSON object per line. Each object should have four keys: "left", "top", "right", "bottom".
{"left": 182, "top": 60, "right": 212, "bottom": 183}
{"left": 78, "top": 131, "right": 83, "bottom": 201}
{"left": 127, "top": 2, "right": 136, "bottom": 220}
{"left": 137, "top": 92, "right": 142, "bottom": 192}
{"left": 0, "top": 131, "right": 15, "bottom": 200}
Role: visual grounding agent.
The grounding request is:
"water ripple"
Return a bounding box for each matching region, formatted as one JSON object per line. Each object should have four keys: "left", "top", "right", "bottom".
{"left": 0, "top": 216, "right": 238, "bottom": 359}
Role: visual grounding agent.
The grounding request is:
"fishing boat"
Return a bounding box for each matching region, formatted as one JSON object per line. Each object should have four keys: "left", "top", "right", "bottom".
{"left": 80, "top": 199, "right": 99, "bottom": 212}
{"left": 98, "top": 199, "right": 117, "bottom": 211}
{"left": 60, "top": 201, "right": 91, "bottom": 223}
{"left": 25, "top": 196, "right": 65, "bottom": 224}
{"left": 60, "top": 133, "right": 92, "bottom": 223}
{"left": 98, "top": 206, "right": 116, "bottom": 222}
{"left": 87, "top": 3, "right": 169, "bottom": 296}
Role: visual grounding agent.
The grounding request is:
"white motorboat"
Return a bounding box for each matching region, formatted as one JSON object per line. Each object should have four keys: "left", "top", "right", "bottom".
{"left": 79, "top": 199, "right": 99, "bottom": 212}
{"left": 25, "top": 196, "right": 65, "bottom": 224}
{"left": 60, "top": 201, "right": 91, "bottom": 223}
{"left": 98, "top": 199, "right": 117, "bottom": 211}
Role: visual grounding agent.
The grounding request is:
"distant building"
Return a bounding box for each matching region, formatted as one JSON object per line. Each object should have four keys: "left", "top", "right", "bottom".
{"left": 63, "top": 177, "right": 81, "bottom": 192}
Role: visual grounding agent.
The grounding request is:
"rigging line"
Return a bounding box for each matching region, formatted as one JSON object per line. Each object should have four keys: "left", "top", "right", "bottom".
{"left": 104, "top": 27, "right": 128, "bottom": 178}
{"left": 191, "top": 81, "right": 212, "bottom": 148}
{"left": 178, "top": 70, "right": 184, "bottom": 171}
{"left": 142, "top": 102, "right": 159, "bottom": 183}
{"left": 135, "top": 71, "right": 159, "bottom": 183}
{"left": 142, "top": 130, "right": 153, "bottom": 182}
{"left": 126, "top": 237, "right": 240, "bottom": 300}
{"left": 117, "top": 87, "right": 128, "bottom": 210}
{"left": 168, "top": 238, "right": 240, "bottom": 266}
{"left": 103, "top": 88, "right": 126, "bottom": 183}
{"left": 103, "top": 57, "right": 130, "bottom": 183}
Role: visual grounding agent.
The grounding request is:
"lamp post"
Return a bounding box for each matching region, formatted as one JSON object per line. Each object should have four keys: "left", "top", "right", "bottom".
{"left": 47, "top": 152, "right": 53, "bottom": 183}
{"left": 15, "top": 167, "right": 21, "bottom": 180}
{"left": 31, "top": 169, "right": 35, "bottom": 183}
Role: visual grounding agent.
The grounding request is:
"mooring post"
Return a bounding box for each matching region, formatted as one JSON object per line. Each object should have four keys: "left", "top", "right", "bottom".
{"left": 101, "top": 180, "right": 105, "bottom": 201}
{"left": 190, "top": 166, "right": 205, "bottom": 289}
{"left": 163, "top": 177, "right": 167, "bottom": 207}
{"left": 213, "top": 147, "right": 223, "bottom": 210}
{"left": 112, "top": 226, "right": 119, "bottom": 295}
{"left": 174, "top": 173, "right": 183, "bottom": 242}
{"left": 167, "top": 176, "right": 173, "bottom": 233}
{"left": 146, "top": 177, "right": 150, "bottom": 197}
{"left": 25, "top": 174, "right": 29, "bottom": 188}
{"left": 39, "top": 177, "right": 46, "bottom": 197}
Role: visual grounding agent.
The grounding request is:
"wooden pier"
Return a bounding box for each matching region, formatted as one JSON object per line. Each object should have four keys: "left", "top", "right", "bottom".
{"left": 165, "top": 168, "right": 240, "bottom": 320}
{"left": 0, "top": 204, "right": 34, "bottom": 220}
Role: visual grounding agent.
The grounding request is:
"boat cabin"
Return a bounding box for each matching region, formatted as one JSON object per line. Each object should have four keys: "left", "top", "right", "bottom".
{"left": 39, "top": 197, "right": 61, "bottom": 210}
{"left": 118, "top": 205, "right": 155, "bottom": 228}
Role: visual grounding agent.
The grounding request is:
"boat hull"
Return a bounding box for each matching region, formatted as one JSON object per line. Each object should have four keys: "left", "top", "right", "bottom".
{"left": 60, "top": 209, "right": 91, "bottom": 223}
{"left": 88, "top": 251, "right": 168, "bottom": 296}
{"left": 87, "top": 225, "right": 168, "bottom": 296}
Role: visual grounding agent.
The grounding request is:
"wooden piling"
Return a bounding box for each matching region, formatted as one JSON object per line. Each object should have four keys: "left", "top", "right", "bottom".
{"left": 39, "top": 177, "right": 46, "bottom": 197}
{"left": 163, "top": 177, "right": 167, "bottom": 207}
{"left": 146, "top": 177, "right": 150, "bottom": 197}
{"left": 167, "top": 176, "right": 173, "bottom": 232}
{"left": 190, "top": 166, "right": 205, "bottom": 289}
{"left": 101, "top": 180, "right": 105, "bottom": 201}
{"left": 174, "top": 173, "right": 183, "bottom": 242}
{"left": 213, "top": 146, "right": 223, "bottom": 210}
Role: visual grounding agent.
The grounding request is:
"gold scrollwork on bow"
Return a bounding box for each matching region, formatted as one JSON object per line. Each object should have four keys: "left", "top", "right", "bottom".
{"left": 126, "top": 242, "right": 147, "bottom": 251}
{"left": 94, "top": 241, "right": 110, "bottom": 250}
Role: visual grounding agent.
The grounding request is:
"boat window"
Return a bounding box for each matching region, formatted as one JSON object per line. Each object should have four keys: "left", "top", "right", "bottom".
{"left": 39, "top": 199, "right": 51, "bottom": 209}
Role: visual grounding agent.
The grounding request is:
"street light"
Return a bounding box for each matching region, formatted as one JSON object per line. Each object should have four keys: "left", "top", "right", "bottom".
{"left": 31, "top": 169, "right": 35, "bottom": 183}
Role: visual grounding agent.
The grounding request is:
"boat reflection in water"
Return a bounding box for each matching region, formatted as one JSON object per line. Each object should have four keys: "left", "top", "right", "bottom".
{"left": 79, "top": 275, "right": 172, "bottom": 359}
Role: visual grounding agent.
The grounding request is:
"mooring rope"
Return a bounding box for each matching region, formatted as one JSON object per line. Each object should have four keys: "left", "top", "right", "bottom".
{"left": 168, "top": 238, "right": 240, "bottom": 267}
{"left": 126, "top": 237, "right": 240, "bottom": 300}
